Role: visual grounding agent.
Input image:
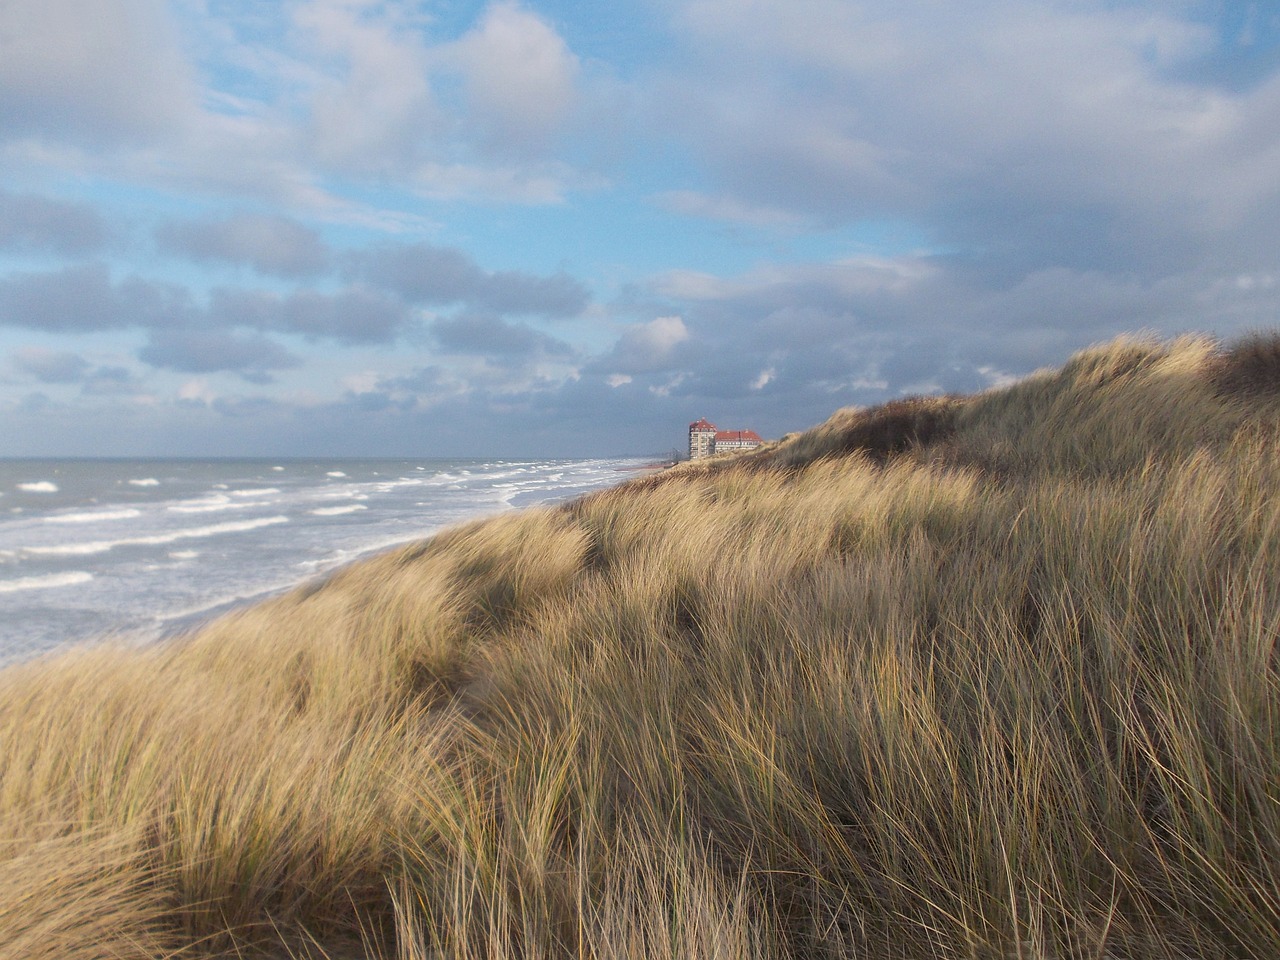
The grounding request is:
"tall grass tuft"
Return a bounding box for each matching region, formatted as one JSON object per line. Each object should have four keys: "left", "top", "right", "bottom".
{"left": 1, "top": 332, "right": 1279, "bottom": 958}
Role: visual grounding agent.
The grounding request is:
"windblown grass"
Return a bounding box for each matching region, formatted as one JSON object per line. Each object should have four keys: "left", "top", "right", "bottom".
{"left": 2, "top": 333, "right": 1279, "bottom": 958}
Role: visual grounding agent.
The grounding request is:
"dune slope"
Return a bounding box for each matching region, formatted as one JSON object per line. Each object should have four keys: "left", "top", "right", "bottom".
{"left": 2, "top": 333, "right": 1279, "bottom": 959}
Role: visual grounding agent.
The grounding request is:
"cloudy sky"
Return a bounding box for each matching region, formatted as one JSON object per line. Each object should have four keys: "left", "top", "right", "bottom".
{"left": 1, "top": 1, "right": 1278, "bottom": 457}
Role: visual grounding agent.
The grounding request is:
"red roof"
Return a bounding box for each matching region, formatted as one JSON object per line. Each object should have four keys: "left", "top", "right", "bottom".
{"left": 689, "top": 418, "right": 717, "bottom": 431}
{"left": 714, "top": 429, "right": 762, "bottom": 443}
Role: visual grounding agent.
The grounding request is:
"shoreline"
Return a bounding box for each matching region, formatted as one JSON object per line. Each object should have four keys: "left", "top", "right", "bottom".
{"left": 0, "top": 456, "right": 651, "bottom": 668}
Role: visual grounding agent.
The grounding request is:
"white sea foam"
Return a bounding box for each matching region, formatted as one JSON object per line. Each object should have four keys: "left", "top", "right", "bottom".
{"left": 169, "top": 550, "right": 199, "bottom": 560}
{"left": 46, "top": 508, "right": 142, "bottom": 524}
{"left": 25, "top": 515, "right": 290, "bottom": 556}
{"left": 170, "top": 498, "right": 275, "bottom": 514}
{"left": 231, "top": 487, "right": 280, "bottom": 497}
{"left": 17, "top": 482, "right": 58, "bottom": 493}
{"left": 272, "top": 466, "right": 285, "bottom": 472}
{"left": 0, "top": 571, "right": 93, "bottom": 594}
{"left": 326, "top": 471, "right": 347, "bottom": 478}
{"left": 128, "top": 478, "right": 160, "bottom": 487}
{"left": 310, "top": 504, "right": 368, "bottom": 516}
{"left": 168, "top": 495, "right": 230, "bottom": 513}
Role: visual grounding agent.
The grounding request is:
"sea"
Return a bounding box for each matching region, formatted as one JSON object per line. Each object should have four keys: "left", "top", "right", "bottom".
{"left": 0, "top": 457, "right": 645, "bottom": 666}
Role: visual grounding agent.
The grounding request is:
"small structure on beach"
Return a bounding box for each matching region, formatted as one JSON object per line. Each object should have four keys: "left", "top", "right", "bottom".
{"left": 687, "top": 419, "right": 763, "bottom": 459}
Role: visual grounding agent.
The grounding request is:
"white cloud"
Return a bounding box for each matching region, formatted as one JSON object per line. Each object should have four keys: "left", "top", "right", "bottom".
{"left": 341, "top": 371, "right": 382, "bottom": 394}
{"left": 591, "top": 315, "right": 691, "bottom": 377}
{"left": 292, "top": 0, "right": 437, "bottom": 171}
{"left": 1, "top": 0, "right": 590, "bottom": 211}
{"left": 641, "top": 315, "right": 689, "bottom": 351}
{"left": 177, "top": 378, "right": 215, "bottom": 404}
{"left": 0, "top": 0, "right": 193, "bottom": 144}
{"left": 440, "top": 2, "right": 580, "bottom": 152}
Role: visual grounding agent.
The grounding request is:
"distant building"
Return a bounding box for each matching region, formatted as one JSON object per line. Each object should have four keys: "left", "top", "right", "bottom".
{"left": 688, "top": 419, "right": 763, "bottom": 459}
{"left": 688, "top": 418, "right": 717, "bottom": 459}
{"left": 713, "top": 429, "right": 764, "bottom": 453}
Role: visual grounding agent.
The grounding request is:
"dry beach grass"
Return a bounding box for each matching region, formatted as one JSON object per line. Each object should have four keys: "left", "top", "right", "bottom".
{"left": 1, "top": 333, "right": 1278, "bottom": 958}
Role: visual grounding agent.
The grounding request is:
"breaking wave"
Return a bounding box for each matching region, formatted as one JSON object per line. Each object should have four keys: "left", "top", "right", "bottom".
{"left": 26, "top": 516, "right": 291, "bottom": 557}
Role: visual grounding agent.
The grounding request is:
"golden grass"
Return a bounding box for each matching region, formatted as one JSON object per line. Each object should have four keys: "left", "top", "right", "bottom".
{"left": 2, "top": 333, "right": 1279, "bottom": 958}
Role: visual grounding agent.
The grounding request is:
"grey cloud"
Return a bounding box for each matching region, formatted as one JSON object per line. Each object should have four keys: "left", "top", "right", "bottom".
{"left": 9, "top": 347, "right": 146, "bottom": 395}
{"left": 0, "top": 190, "right": 110, "bottom": 254}
{"left": 16, "top": 392, "right": 53, "bottom": 414}
{"left": 660, "top": 1, "right": 1280, "bottom": 279}
{"left": 0, "top": 263, "right": 192, "bottom": 332}
{"left": 354, "top": 242, "right": 589, "bottom": 317}
{"left": 351, "top": 365, "right": 468, "bottom": 414}
{"left": 280, "top": 290, "right": 411, "bottom": 343}
{"left": 156, "top": 214, "right": 331, "bottom": 278}
{"left": 431, "top": 313, "right": 572, "bottom": 359}
{"left": 381, "top": 366, "right": 450, "bottom": 395}
{"left": 0, "top": 264, "right": 417, "bottom": 348}
{"left": 138, "top": 328, "right": 300, "bottom": 379}
{"left": 209, "top": 287, "right": 413, "bottom": 345}
{"left": 11, "top": 348, "right": 91, "bottom": 383}
{"left": 81, "top": 366, "right": 144, "bottom": 396}
{"left": 624, "top": 245, "right": 1280, "bottom": 422}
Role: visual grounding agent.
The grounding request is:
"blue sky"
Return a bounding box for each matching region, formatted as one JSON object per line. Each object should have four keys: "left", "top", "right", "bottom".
{"left": 1, "top": 0, "right": 1278, "bottom": 457}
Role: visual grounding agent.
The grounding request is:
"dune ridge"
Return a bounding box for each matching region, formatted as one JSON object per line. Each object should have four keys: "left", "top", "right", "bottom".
{"left": 2, "top": 333, "right": 1279, "bottom": 958}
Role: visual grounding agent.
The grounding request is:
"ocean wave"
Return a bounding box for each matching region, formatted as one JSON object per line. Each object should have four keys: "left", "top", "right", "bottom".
{"left": 0, "top": 571, "right": 93, "bottom": 594}
{"left": 25, "top": 515, "right": 290, "bottom": 557}
{"left": 128, "top": 478, "right": 160, "bottom": 487}
{"left": 169, "top": 498, "right": 274, "bottom": 514}
{"left": 231, "top": 487, "right": 280, "bottom": 497}
{"left": 17, "top": 482, "right": 58, "bottom": 493}
{"left": 310, "top": 504, "right": 368, "bottom": 517}
{"left": 168, "top": 496, "right": 229, "bottom": 513}
{"left": 169, "top": 550, "right": 199, "bottom": 560}
{"left": 326, "top": 471, "right": 347, "bottom": 478}
{"left": 46, "top": 508, "right": 142, "bottom": 525}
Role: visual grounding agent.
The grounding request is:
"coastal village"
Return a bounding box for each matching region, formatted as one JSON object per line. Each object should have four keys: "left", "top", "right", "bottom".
{"left": 687, "top": 418, "right": 763, "bottom": 459}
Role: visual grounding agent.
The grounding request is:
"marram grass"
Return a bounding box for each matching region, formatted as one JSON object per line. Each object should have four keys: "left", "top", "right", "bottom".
{"left": 2, "top": 333, "right": 1280, "bottom": 958}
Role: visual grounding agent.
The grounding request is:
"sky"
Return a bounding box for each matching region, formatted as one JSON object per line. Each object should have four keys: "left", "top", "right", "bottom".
{"left": 1, "top": 0, "right": 1278, "bottom": 458}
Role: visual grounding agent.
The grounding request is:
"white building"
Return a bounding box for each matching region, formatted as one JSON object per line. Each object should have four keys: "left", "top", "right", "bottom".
{"left": 688, "top": 418, "right": 717, "bottom": 459}
{"left": 713, "top": 429, "right": 763, "bottom": 452}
